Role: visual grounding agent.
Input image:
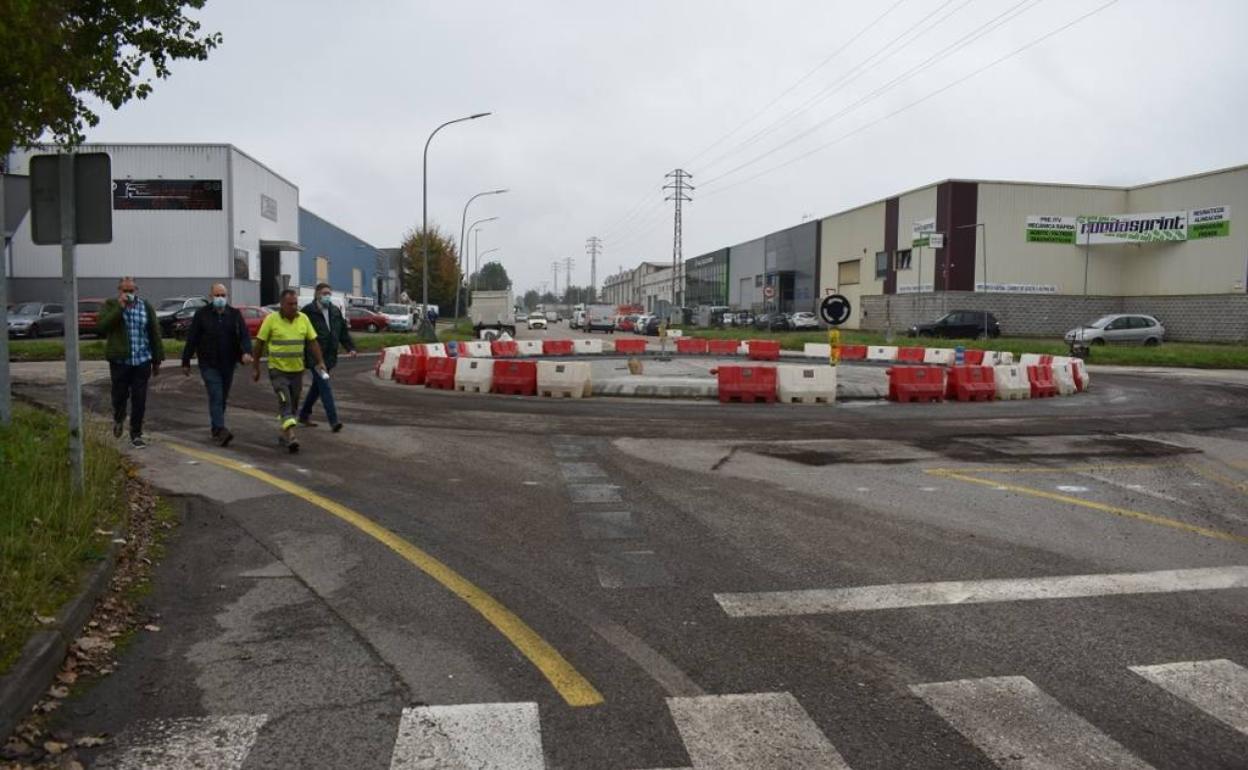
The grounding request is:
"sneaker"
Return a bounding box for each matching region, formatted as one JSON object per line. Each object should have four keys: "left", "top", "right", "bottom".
{"left": 297, "top": 417, "right": 318, "bottom": 428}
{"left": 217, "top": 429, "right": 233, "bottom": 448}
{"left": 130, "top": 436, "right": 148, "bottom": 449}
{"left": 211, "top": 427, "right": 221, "bottom": 439}
{"left": 287, "top": 438, "right": 300, "bottom": 454}
{"left": 113, "top": 420, "right": 124, "bottom": 439}
{"left": 331, "top": 422, "right": 343, "bottom": 433}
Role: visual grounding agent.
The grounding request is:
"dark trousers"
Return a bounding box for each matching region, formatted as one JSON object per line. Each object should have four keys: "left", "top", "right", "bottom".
{"left": 109, "top": 361, "right": 152, "bottom": 439}
{"left": 298, "top": 366, "right": 338, "bottom": 425}
{"left": 199, "top": 366, "right": 235, "bottom": 432}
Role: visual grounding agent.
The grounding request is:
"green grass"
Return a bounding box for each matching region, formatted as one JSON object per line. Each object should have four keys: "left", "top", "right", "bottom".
{"left": 680, "top": 328, "right": 1248, "bottom": 368}
{"left": 0, "top": 404, "right": 128, "bottom": 673}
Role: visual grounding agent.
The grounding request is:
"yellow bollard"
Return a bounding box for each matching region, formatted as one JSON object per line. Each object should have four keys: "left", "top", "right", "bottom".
{"left": 829, "top": 329, "right": 841, "bottom": 367}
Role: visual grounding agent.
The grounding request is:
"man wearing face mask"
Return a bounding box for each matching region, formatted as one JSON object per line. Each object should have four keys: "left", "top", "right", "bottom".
{"left": 96, "top": 276, "right": 165, "bottom": 448}
{"left": 181, "top": 284, "right": 254, "bottom": 446}
{"left": 297, "top": 283, "right": 356, "bottom": 431}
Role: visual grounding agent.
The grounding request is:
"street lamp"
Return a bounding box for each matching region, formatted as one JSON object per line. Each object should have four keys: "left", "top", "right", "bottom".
{"left": 463, "top": 216, "right": 498, "bottom": 308}
{"left": 474, "top": 247, "right": 501, "bottom": 291}
{"left": 456, "top": 189, "right": 508, "bottom": 319}
{"left": 421, "top": 111, "right": 492, "bottom": 337}
{"left": 957, "top": 222, "right": 989, "bottom": 339}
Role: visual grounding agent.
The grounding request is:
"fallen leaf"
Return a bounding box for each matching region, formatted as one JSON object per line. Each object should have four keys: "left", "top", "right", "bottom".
{"left": 48, "top": 686, "right": 69, "bottom": 699}
{"left": 143, "top": 624, "right": 160, "bottom": 632}
{"left": 74, "top": 735, "right": 109, "bottom": 748}
{"left": 34, "top": 614, "right": 56, "bottom": 625}
{"left": 43, "top": 740, "right": 68, "bottom": 755}
{"left": 56, "top": 671, "right": 78, "bottom": 685}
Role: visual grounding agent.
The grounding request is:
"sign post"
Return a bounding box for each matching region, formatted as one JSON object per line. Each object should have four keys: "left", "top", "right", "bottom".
{"left": 829, "top": 329, "right": 840, "bottom": 367}
{"left": 59, "top": 156, "right": 84, "bottom": 488}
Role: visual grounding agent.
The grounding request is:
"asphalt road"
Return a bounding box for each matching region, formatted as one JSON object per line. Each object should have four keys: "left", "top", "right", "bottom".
{"left": 14, "top": 330, "right": 1248, "bottom": 769}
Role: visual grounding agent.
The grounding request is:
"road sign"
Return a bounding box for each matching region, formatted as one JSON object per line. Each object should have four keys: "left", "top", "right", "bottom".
{"left": 29, "top": 153, "right": 112, "bottom": 245}
{"left": 929, "top": 232, "right": 945, "bottom": 249}
{"left": 819, "top": 294, "right": 852, "bottom": 326}
{"left": 763, "top": 285, "right": 776, "bottom": 300}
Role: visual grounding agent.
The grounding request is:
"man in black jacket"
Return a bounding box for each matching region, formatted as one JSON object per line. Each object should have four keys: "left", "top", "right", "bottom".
{"left": 297, "top": 283, "right": 356, "bottom": 431}
{"left": 181, "top": 283, "right": 253, "bottom": 446}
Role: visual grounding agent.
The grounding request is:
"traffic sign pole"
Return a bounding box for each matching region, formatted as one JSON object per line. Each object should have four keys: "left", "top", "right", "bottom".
{"left": 59, "top": 154, "right": 84, "bottom": 491}
{"left": 829, "top": 329, "right": 840, "bottom": 367}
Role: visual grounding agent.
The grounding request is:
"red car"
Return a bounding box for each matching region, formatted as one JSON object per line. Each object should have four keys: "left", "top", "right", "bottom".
{"left": 238, "top": 305, "right": 271, "bottom": 337}
{"left": 346, "top": 307, "right": 389, "bottom": 333}
{"left": 78, "top": 298, "right": 106, "bottom": 336}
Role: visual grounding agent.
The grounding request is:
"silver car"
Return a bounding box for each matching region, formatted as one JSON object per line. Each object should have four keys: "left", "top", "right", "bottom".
{"left": 7, "top": 302, "right": 65, "bottom": 338}
{"left": 1065, "top": 314, "right": 1165, "bottom": 346}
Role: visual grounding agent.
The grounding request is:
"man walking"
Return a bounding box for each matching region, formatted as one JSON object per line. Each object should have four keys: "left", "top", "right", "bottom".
{"left": 96, "top": 277, "right": 164, "bottom": 448}
{"left": 252, "top": 289, "right": 327, "bottom": 453}
{"left": 181, "top": 283, "right": 253, "bottom": 446}
{"left": 298, "top": 283, "right": 356, "bottom": 431}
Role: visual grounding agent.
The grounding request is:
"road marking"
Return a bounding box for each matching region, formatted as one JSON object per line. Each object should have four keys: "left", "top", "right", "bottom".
{"left": 929, "top": 469, "right": 1248, "bottom": 545}
{"left": 559, "top": 461, "right": 608, "bottom": 480}
{"left": 666, "top": 692, "right": 850, "bottom": 769}
{"left": 1056, "top": 485, "right": 1090, "bottom": 493}
{"left": 578, "top": 510, "right": 644, "bottom": 540}
{"left": 569, "top": 483, "right": 624, "bottom": 503}
{"left": 168, "top": 443, "right": 603, "bottom": 707}
{"left": 925, "top": 463, "right": 1170, "bottom": 475}
{"left": 389, "top": 702, "right": 544, "bottom": 770}
{"left": 1184, "top": 460, "right": 1248, "bottom": 495}
{"left": 714, "top": 566, "right": 1248, "bottom": 617}
{"left": 1130, "top": 659, "right": 1248, "bottom": 736}
{"left": 94, "top": 714, "right": 268, "bottom": 770}
{"left": 912, "top": 676, "right": 1154, "bottom": 769}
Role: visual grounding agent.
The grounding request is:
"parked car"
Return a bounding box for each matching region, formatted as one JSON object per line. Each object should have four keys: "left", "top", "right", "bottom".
{"left": 733, "top": 312, "right": 755, "bottom": 327}
{"left": 908, "top": 310, "right": 1001, "bottom": 339}
{"left": 378, "top": 303, "right": 414, "bottom": 332}
{"left": 166, "top": 306, "right": 201, "bottom": 339}
{"left": 616, "top": 315, "right": 637, "bottom": 332}
{"left": 634, "top": 314, "right": 653, "bottom": 334}
{"left": 527, "top": 313, "right": 548, "bottom": 330}
{"left": 154, "top": 296, "right": 208, "bottom": 322}
{"left": 1065, "top": 314, "right": 1165, "bottom": 346}
{"left": 238, "top": 305, "right": 272, "bottom": 337}
{"left": 77, "top": 298, "right": 106, "bottom": 336}
{"left": 642, "top": 316, "right": 664, "bottom": 336}
{"left": 346, "top": 307, "right": 389, "bottom": 333}
{"left": 754, "top": 313, "right": 790, "bottom": 331}
{"left": 7, "top": 302, "right": 65, "bottom": 338}
{"left": 789, "top": 311, "right": 819, "bottom": 330}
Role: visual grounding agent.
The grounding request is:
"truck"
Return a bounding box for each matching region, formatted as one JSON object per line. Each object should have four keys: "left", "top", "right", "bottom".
{"left": 585, "top": 303, "right": 616, "bottom": 334}
{"left": 469, "top": 289, "right": 516, "bottom": 339}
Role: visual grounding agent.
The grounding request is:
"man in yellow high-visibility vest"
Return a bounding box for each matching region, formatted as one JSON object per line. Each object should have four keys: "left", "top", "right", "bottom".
{"left": 252, "top": 289, "right": 327, "bottom": 453}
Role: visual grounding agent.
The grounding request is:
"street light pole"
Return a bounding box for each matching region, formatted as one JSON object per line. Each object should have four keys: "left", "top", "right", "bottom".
{"left": 475, "top": 247, "right": 500, "bottom": 291}
{"left": 455, "top": 188, "right": 508, "bottom": 320}
{"left": 461, "top": 216, "right": 499, "bottom": 316}
{"left": 421, "top": 112, "right": 491, "bottom": 337}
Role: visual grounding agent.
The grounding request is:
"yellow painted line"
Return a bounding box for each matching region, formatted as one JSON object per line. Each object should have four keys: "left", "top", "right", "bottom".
{"left": 169, "top": 442, "right": 604, "bottom": 707}
{"left": 1183, "top": 461, "right": 1248, "bottom": 495}
{"left": 925, "top": 463, "right": 1169, "bottom": 476}
{"left": 927, "top": 469, "right": 1248, "bottom": 546}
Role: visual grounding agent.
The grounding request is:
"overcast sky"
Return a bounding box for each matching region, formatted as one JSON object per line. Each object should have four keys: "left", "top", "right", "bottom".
{"left": 86, "top": 0, "right": 1247, "bottom": 294}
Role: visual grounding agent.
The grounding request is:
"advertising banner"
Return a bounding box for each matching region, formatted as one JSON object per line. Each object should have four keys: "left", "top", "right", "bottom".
{"left": 911, "top": 217, "right": 936, "bottom": 248}
{"left": 113, "top": 179, "right": 223, "bottom": 210}
{"left": 1027, "top": 206, "right": 1229, "bottom": 245}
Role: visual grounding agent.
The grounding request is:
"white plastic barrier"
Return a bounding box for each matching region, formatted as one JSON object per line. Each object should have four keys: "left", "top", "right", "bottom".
{"left": 981, "top": 351, "right": 1011, "bottom": 366}
{"left": 804, "top": 343, "right": 832, "bottom": 359}
{"left": 737, "top": 342, "right": 750, "bottom": 356}
{"left": 422, "top": 343, "right": 447, "bottom": 358}
{"left": 1018, "top": 353, "right": 1053, "bottom": 368}
{"left": 517, "top": 340, "right": 544, "bottom": 356}
{"left": 667, "top": 329, "right": 684, "bottom": 338}
{"left": 376, "top": 345, "right": 407, "bottom": 379}
{"left": 1071, "top": 358, "right": 1090, "bottom": 391}
{"left": 777, "top": 365, "right": 837, "bottom": 404}
{"left": 1054, "top": 363, "right": 1078, "bottom": 396}
{"left": 574, "top": 338, "right": 604, "bottom": 355}
{"left": 461, "top": 340, "right": 493, "bottom": 358}
{"left": 455, "top": 357, "right": 493, "bottom": 393}
{"left": 537, "top": 360, "right": 592, "bottom": 398}
{"left": 867, "top": 345, "right": 897, "bottom": 362}
{"left": 923, "top": 347, "right": 956, "bottom": 366}
{"left": 994, "top": 364, "right": 1030, "bottom": 400}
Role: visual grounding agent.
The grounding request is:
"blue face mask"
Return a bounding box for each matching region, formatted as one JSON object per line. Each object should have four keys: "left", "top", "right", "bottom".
{"left": 212, "top": 296, "right": 227, "bottom": 308}
{"left": 319, "top": 295, "right": 333, "bottom": 306}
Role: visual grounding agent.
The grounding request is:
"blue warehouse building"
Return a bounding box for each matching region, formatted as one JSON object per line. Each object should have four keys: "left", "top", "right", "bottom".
{"left": 298, "top": 207, "right": 388, "bottom": 304}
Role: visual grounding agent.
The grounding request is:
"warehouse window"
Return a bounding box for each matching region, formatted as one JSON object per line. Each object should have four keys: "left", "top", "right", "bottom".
{"left": 874, "top": 251, "right": 890, "bottom": 278}
{"left": 895, "top": 249, "right": 912, "bottom": 270}
{"left": 755, "top": 275, "right": 763, "bottom": 287}
{"left": 838, "top": 259, "right": 860, "bottom": 286}
{"left": 316, "top": 256, "right": 330, "bottom": 284}
{"left": 352, "top": 268, "right": 363, "bottom": 296}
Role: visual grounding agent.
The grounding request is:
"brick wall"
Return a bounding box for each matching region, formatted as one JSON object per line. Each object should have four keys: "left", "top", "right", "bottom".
{"left": 858, "top": 292, "right": 1248, "bottom": 342}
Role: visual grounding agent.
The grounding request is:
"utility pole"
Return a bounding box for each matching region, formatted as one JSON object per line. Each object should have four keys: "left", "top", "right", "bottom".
{"left": 663, "top": 169, "right": 693, "bottom": 320}
{"left": 563, "top": 256, "right": 575, "bottom": 300}
{"left": 551, "top": 260, "right": 560, "bottom": 298}
{"left": 586, "top": 236, "right": 601, "bottom": 299}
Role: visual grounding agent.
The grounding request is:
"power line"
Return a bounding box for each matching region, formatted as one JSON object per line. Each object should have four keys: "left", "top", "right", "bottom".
{"left": 699, "top": 0, "right": 1121, "bottom": 201}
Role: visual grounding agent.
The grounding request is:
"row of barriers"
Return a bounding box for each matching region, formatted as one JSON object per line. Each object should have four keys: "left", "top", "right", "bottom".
{"left": 390, "top": 352, "right": 595, "bottom": 399}
{"left": 887, "top": 361, "right": 1088, "bottom": 403}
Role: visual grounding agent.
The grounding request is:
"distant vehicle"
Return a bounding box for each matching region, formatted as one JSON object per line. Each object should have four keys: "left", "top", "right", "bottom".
{"left": 238, "top": 305, "right": 272, "bottom": 337}
{"left": 571, "top": 309, "right": 586, "bottom": 329}
{"left": 527, "top": 313, "right": 548, "bottom": 330}
{"left": 634, "top": 314, "right": 654, "bottom": 334}
{"left": 754, "top": 313, "right": 791, "bottom": 331}
{"left": 586, "top": 304, "right": 616, "bottom": 333}
{"left": 78, "top": 298, "right": 106, "bottom": 336}
{"left": 1065, "top": 314, "right": 1164, "bottom": 346}
{"left": 469, "top": 290, "right": 517, "bottom": 338}
{"left": 378, "top": 303, "right": 414, "bottom": 332}
{"left": 166, "top": 306, "right": 201, "bottom": 339}
{"left": 616, "top": 314, "right": 639, "bottom": 332}
{"left": 7, "top": 301, "right": 65, "bottom": 338}
{"left": 789, "top": 311, "right": 819, "bottom": 330}
{"left": 908, "top": 310, "right": 1001, "bottom": 339}
{"left": 544, "top": 310, "right": 559, "bottom": 323}
{"left": 642, "top": 316, "right": 664, "bottom": 336}
{"left": 733, "top": 311, "right": 755, "bottom": 327}
{"left": 346, "top": 307, "right": 389, "bottom": 333}
{"left": 154, "top": 296, "right": 208, "bottom": 321}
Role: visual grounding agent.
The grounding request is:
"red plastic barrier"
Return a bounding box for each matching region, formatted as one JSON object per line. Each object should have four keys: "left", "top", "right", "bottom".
{"left": 676, "top": 338, "right": 710, "bottom": 355}
{"left": 887, "top": 366, "right": 945, "bottom": 403}
{"left": 1071, "top": 361, "right": 1086, "bottom": 392}
{"left": 491, "top": 360, "right": 538, "bottom": 396}
{"left": 543, "top": 339, "right": 574, "bottom": 356}
{"left": 393, "top": 353, "right": 428, "bottom": 385}
{"left": 717, "top": 365, "right": 777, "bottom": 403}
{"left": 425, "top": 356, "right": 457, "bottom": 390}
{"left": 945, "top": 365, "right": 995, "bottom": 402}
{"left": 614, "top": 339, "right": 647, "bottom": 355}
{"left": 746, "top": 339, "right": 781, "bottom": 361}
{"left": 491, "top": 340, "right": 519, "bottom": 357}
{"left": 962, "top": 349, "right": 985, "bottom": 365}
{"left": 896, "top": 347, "right": 927, "bottom": 363}
{"left": 708, "top": 339, "right": 741, "bottom": 356}
{"left": 838, "top": 344, "right": 868, "bottom": 361}
{"left": 1027, "top": 364, "right": 1058, "bottom": 398}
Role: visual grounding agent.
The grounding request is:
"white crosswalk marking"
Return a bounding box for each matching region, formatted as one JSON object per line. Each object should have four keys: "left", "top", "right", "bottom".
{"left": 1131, "top": 659, "right": 1248, "bottom": 736}
{"left": 912, "top": 676, "right": 1154, "bottom": 769}
{"left": 388, "top": 702, "right": 545, "bottom": 769}
{"left": 94, "top": 714, "right": 268, "bottom": 770}
{"left": 665, "top": 692, "right": 851, "bottom": 769}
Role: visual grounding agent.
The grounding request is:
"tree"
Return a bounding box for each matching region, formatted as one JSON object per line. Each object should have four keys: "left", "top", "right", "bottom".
{"left": 539, "top": 292, "right": 558, "bottom": 305}
{"left": 0, "top": 0, "right": 224, "bottom": 154}
{"left": 561, "top": 285, "right": 597, "bottom": 305}
{"left": 400, "top": 225, "right": 461, "bottom": 312}
{"left": 470, "top": 261, "right": 511, "bottom": 291}
{"left": 522, "top": 289, "right": 540, "bottom": 311}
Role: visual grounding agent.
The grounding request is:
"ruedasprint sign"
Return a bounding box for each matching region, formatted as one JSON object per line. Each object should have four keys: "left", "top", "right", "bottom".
{"left": 1026, "top": 206, "right": 1229, "bottom": 245}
